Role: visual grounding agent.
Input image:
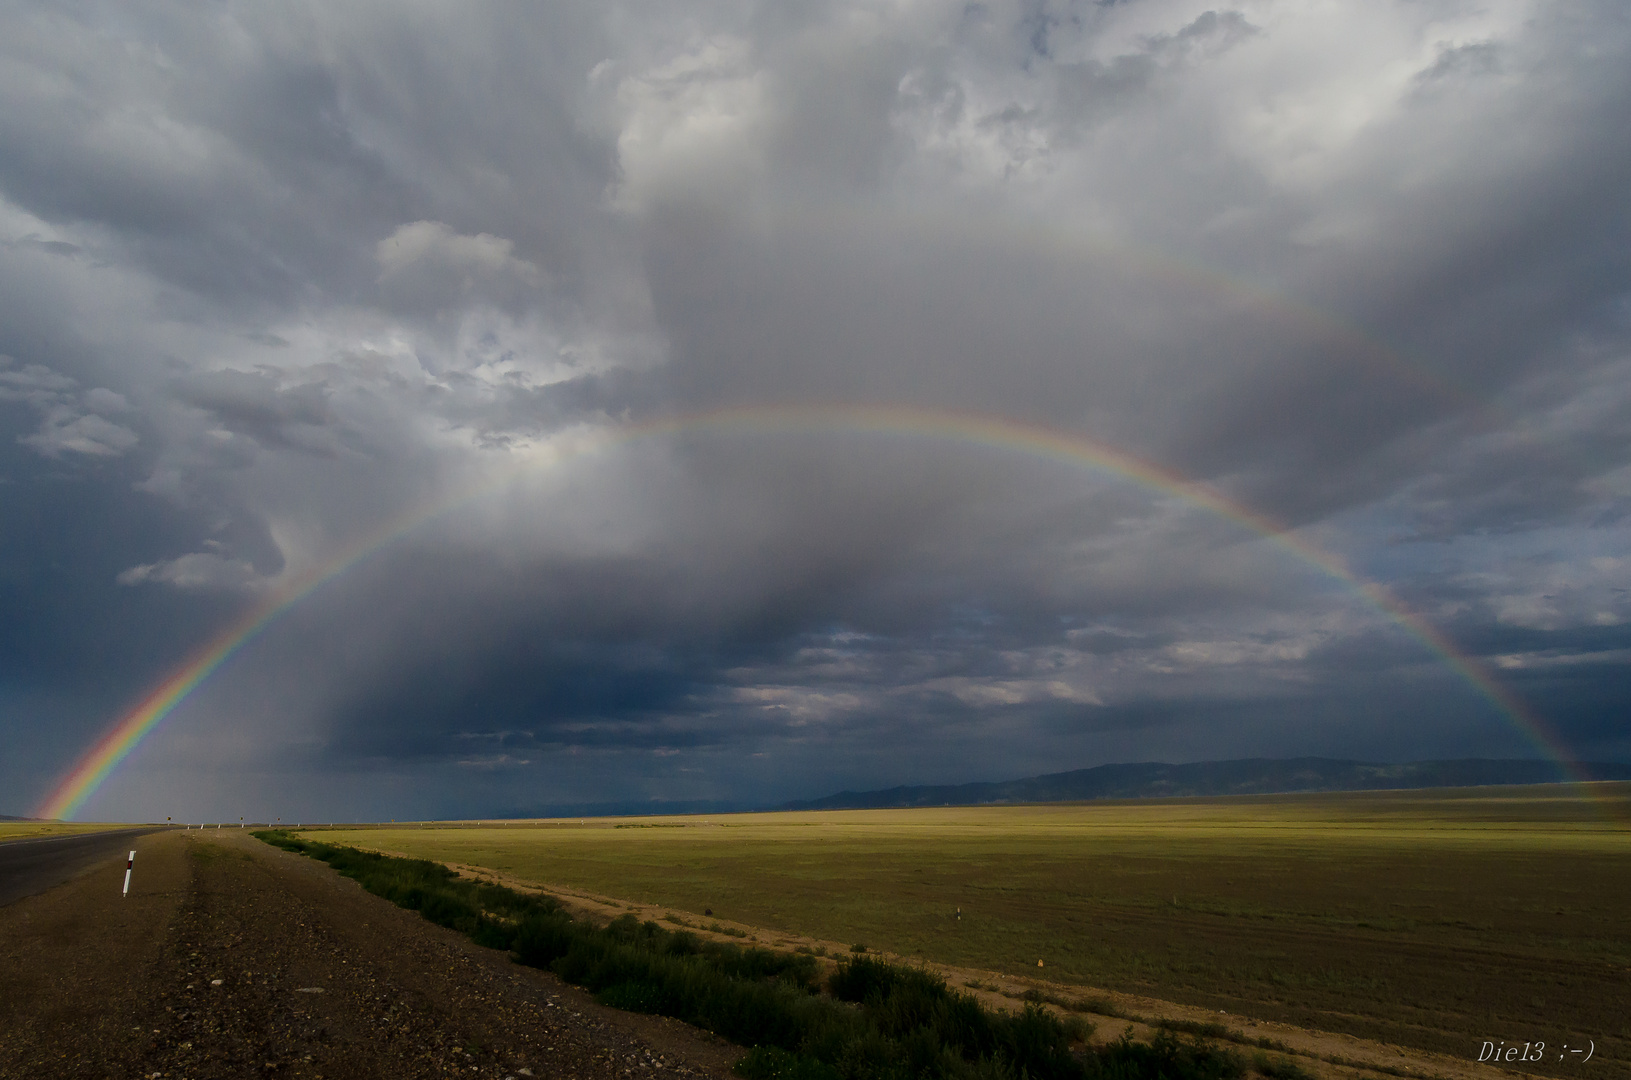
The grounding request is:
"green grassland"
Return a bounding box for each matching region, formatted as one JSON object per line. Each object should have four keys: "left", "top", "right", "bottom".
{"left": 313, "top": 784, "right": 1631, "bottom": 1076}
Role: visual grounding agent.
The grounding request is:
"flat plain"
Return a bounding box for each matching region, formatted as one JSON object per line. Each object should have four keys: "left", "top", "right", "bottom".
{"left": 312, "top": 783, "right": 1631, "bottom": 1077}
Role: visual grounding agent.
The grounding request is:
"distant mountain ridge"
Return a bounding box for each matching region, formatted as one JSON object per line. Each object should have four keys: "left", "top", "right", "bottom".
{"left": 781, "top": 757, "right": 1631, "bottom": 811}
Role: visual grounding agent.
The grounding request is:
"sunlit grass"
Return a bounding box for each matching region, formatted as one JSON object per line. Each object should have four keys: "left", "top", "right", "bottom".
{"left": 312, "top": 784, "right": 1631, "bottom": 1076}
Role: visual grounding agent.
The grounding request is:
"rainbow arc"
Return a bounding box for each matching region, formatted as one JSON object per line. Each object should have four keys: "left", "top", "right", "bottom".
{"left": 36, "top": 403, "right": 1577, "bottom": 820}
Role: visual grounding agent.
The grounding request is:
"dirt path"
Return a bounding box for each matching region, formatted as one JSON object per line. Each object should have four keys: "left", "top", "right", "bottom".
{"left": 0, "top": 831, "right": 740, "bottom": 1080}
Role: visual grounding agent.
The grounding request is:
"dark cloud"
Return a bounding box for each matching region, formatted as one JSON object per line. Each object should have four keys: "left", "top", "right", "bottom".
{"left": 3, "top": 0, "right": 1629, "bottom": 820}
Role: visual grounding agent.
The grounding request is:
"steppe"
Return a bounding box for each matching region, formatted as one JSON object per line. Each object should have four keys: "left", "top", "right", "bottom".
{"left": 311, "top": 783, "right": 1631, "bottom": 1078}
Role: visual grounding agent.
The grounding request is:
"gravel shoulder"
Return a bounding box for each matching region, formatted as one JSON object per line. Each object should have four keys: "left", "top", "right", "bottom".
{"left": 0, "top": 830, "right": 742, "bottom": 1080}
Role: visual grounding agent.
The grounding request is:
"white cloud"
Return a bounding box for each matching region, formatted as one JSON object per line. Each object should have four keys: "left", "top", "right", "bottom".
{"left": 0, "top": 360, "right": 75, "bottom": 414}
{"left": 925, "top": 676, "right": 1105, "bottom": 708}
{"left": 21, "top": 409, "right": 139, "bottom": 457}
{"left": 376, "top": 221, "right": 545, "bottom": 313}
{"left": 117, "top": 551, "right": 264, "bottom": 590}
{"left": 609, "top": 35, "right": 770, "bottom": 212}
{"left": 1162, "top": 637, "right": 1316, "bottom": 667}
{"left": 1, "top": 359, "right": 139, "bottom": 457}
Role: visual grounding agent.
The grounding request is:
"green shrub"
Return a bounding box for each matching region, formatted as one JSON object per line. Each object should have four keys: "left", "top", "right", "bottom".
{"left": 1156, "top": 1019, "right": 1232, "bottom": 1040}
{"left": 735, "top": 1045, "right": 843, "bottom": 1080}
{"left": 1095, "top": 1031, "right": 1244, "bottom": 1080}
{"left": 1251, "top": 1051, "right": 1316, "bottom": 1080}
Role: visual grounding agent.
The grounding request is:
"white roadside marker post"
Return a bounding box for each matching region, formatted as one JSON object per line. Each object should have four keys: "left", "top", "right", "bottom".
{"left": 122, "top": 851, "right": 135, "bottom": 897}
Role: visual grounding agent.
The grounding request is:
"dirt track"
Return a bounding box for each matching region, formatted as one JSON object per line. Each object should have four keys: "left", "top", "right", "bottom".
{"left": 0, "top": 830, "right": 740, "bottom": 1079}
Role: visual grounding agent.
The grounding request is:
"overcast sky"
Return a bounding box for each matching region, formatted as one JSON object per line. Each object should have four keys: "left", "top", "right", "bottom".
{"left": 3, "top": 0, "right": 1628, "bottom": 821}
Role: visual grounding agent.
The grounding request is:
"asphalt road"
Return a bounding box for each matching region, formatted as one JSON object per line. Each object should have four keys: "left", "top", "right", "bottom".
{"left": 0, "top": 827, "right": 164, "bottom": 907}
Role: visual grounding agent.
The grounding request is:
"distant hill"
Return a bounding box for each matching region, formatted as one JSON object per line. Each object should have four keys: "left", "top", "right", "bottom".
{"left": 782, "top": 757, "right": 1631, "bottom": 811}
{"left": 497, "top": 798, "right": 751, "bottom": 820}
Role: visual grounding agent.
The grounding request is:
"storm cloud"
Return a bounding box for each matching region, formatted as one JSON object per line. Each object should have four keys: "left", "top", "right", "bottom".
{"left": 3, "top": 0, "right": 1628, "bottom": 821}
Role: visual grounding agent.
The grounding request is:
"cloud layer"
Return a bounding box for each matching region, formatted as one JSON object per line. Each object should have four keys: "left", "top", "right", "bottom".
{"left": 3, "top": 0, "right": 1628, "bottom": 820}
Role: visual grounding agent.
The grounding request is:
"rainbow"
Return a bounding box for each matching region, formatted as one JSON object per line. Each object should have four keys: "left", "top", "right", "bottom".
{"left": 35, "top": 402, "right": 1578, "bottom": 820}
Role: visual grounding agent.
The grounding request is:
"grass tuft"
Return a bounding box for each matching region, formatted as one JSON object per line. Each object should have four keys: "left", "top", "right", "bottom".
{"left": 1252, "top": 1052, "right": 1316, "bottom": 1080}
{"left": 1156, "top": 1019, "right": 1231, "bottom": 1040}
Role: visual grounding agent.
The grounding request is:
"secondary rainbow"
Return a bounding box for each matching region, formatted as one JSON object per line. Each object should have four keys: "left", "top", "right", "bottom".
{"left": 35, "top": 403, "right": 1579, "bottom": 820}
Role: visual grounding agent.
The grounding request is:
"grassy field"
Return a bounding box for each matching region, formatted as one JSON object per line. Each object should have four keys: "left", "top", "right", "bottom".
{"left": 313, "top": 784, "right": 1631, "bottom": 1077}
